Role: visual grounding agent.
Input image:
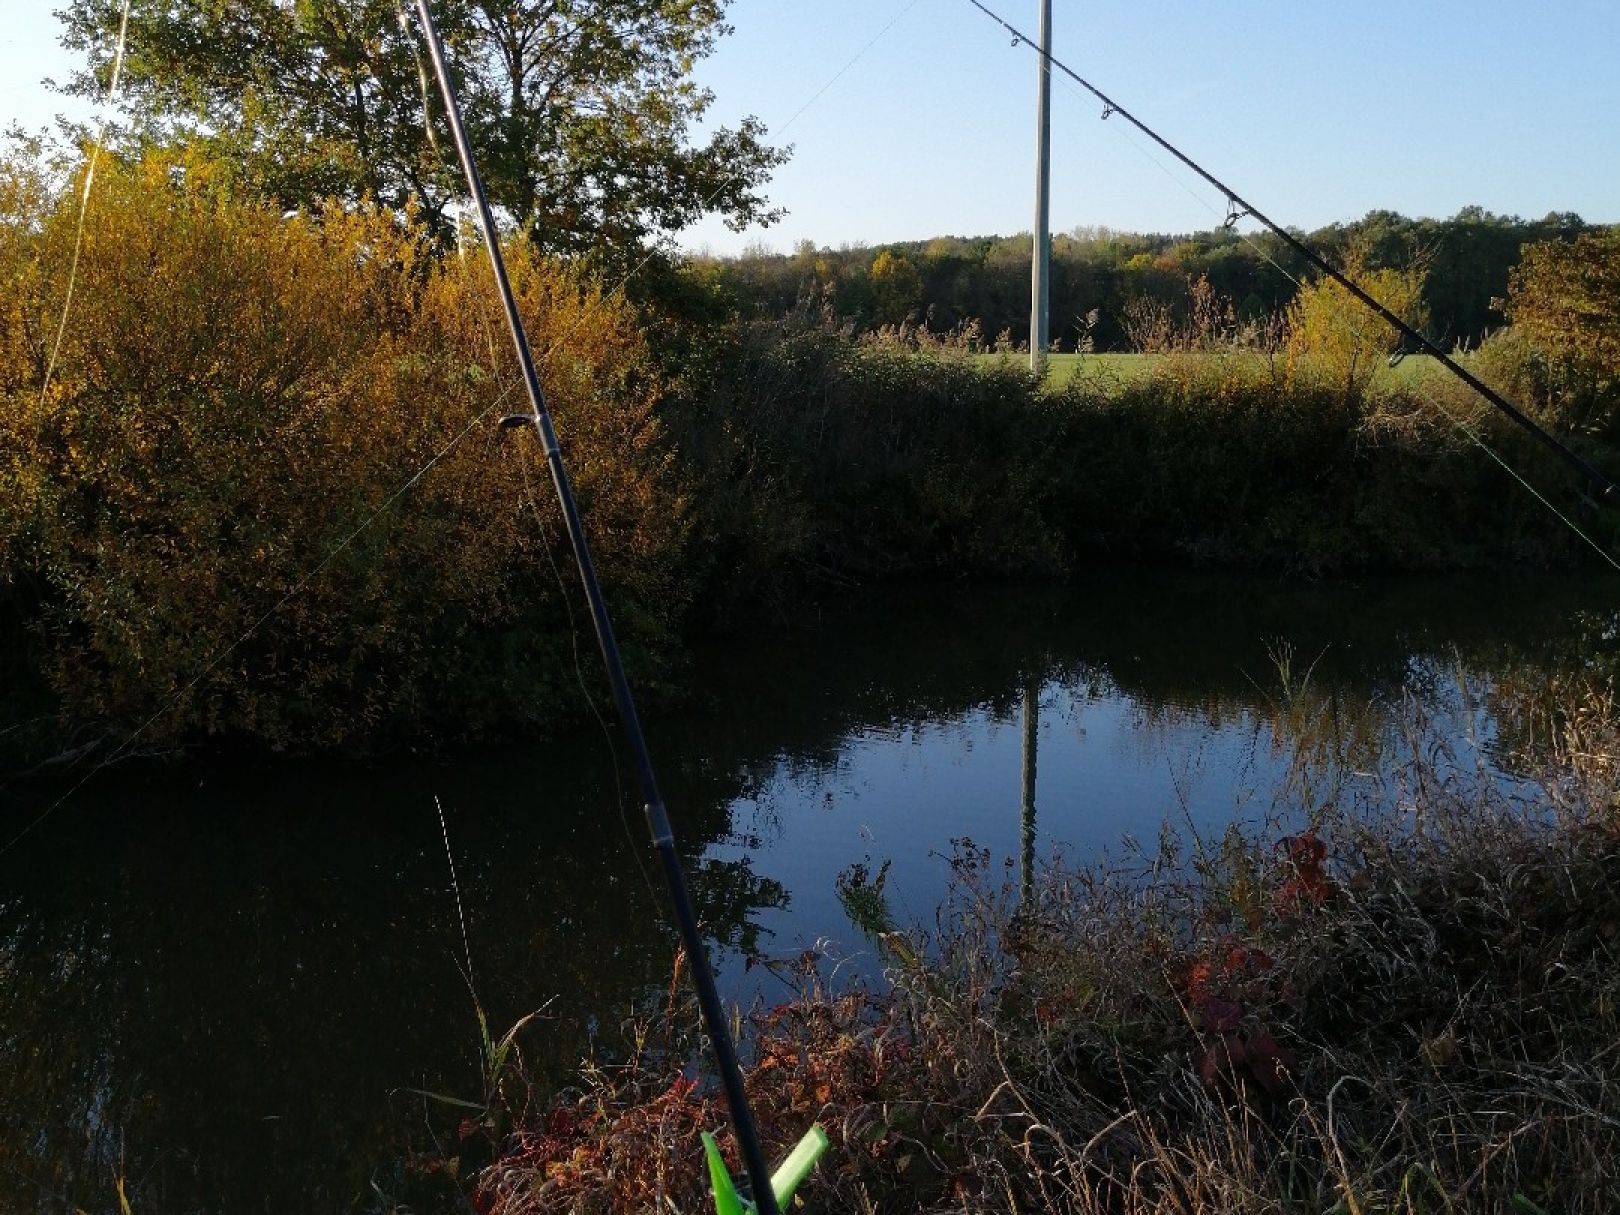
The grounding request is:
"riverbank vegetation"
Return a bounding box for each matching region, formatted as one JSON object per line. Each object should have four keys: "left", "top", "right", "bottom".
{"left": 2, "top": 149, "right": 1617, "bottom": 761}
{"left": 468, "top": 677, "right": 1620, "bottom": 1214}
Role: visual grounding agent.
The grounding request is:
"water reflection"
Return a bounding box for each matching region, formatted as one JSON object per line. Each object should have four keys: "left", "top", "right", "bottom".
{"left": 1, "top": 751, "right": 783, "bottom": 1212}
{"left": 1, "top": 569, "right": 1612, "bottom": 1212}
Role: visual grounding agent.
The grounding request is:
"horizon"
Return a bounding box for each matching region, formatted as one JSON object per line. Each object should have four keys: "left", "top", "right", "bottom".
{"left": 680, "top": 204, "right": 1604, "bottom": 261}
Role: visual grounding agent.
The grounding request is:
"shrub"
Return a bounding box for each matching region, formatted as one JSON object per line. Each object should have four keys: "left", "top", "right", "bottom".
{"left": 660, "top": 312, "right": 1067, "bottom": 611}
{"left": 1284, "top": 249, "right": 1428, "bottom": 397}
{"left": 1492, "top": 230, "right": 1620, "bottom": 440}
{"left": 0, "top": 150, "right": 684, "bottom": 751}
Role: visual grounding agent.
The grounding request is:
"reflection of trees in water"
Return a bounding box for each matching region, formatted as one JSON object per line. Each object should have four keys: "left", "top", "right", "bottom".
{"left": 0, "top": 748, "right": 787, "bottom": 1214}
{"left": 680, "top": 573, "right": 1607, "bottom": 814}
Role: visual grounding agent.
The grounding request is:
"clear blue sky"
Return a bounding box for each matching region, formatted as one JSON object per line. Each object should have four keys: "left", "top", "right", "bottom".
{"left": 6, "top": 2, "right": 1618, "bottom": 255}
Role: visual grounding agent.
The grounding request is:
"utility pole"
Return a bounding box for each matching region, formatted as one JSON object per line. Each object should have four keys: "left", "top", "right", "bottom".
{"left": 1030, "top": 0, "right": 1053, "bottom": 374}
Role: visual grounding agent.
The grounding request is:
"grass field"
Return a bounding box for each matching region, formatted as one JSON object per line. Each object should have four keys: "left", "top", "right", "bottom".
{"left": 974, "top": 350, "right": 1458, "bottom": 392}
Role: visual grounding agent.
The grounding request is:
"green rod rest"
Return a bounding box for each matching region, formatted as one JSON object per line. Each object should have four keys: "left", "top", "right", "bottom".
{"left": 703, "top": 1125, "right": 830, "bottom": 1214}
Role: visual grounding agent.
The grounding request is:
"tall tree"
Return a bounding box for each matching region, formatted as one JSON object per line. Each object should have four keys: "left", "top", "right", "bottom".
{"left": 56, "top": 0, "right": 788, "bottom": 256}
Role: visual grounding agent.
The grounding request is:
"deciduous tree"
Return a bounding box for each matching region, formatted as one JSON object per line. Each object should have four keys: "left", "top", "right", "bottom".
{"left": 56, "top": 0, "right": 788, "bottom": 257}
{"left": 1504, "top": 228, "right": 1620, "bottom": 377}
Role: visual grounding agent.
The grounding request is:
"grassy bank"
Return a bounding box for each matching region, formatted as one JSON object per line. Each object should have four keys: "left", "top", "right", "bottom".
{"left": 1002, "top": 351, "right": 1457, "bottom": 392}
{"left": 470, "top": 683, "right": 1620, "bottom": 1214}
{"left": 676, "top": 322, "right": 1619, "bottom": 595}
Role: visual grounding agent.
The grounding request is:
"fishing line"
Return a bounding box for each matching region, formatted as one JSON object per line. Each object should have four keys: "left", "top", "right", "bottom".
{"left": 37, "top": 0, "right": 130, "bottom": 410}
{"left": 770, "top": 0, "right": 926, "bottom": 139}
{"left": 1036, "top": 27, "right": 1620, "bottom": 571}
{"left": 963, "top": 0, "right": 1618, "bottom": 503}
{"left": 465, "top": 0, "right": 926, "bottom": 326}
{"left": 517, "top": 456, "right": 663, "bottom": 909}
{"left": 435, "top": 793, "right": 481, "bottom": 1002}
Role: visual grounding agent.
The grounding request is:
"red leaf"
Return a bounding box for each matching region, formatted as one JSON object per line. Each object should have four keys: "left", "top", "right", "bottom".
{"left": 1199, "top": 995, "right": 1244, "bottom": 1034}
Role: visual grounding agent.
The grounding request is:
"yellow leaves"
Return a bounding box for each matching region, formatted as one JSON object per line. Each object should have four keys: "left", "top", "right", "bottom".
{"left": 1284, "top": 248, "right": 1428, "bottom": 397}
{"left": 1506, "top": 229, "right": 1620, "bottom": 376}
{"left": 0, "top": 148, "right": 685, "bottom": 748}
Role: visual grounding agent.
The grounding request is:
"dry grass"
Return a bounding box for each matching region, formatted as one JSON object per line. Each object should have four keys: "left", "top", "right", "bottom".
{"left": 476, "top": 681, "right": 1620, "bottom": 1214}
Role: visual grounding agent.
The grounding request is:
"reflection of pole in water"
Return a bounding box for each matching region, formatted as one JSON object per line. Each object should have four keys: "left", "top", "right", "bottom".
{"left": 1020, "top": 682, "right": 1038, "bottom": 907}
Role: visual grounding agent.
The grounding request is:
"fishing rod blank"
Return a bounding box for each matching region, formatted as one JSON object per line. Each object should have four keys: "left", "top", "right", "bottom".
{"left": 966, "top": 0, "right": 1617, "bottom": 502}
{"left": 407, "top": 3, "right": 784, "bottom": 1210}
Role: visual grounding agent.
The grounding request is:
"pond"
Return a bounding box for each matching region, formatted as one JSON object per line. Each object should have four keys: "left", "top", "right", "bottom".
{"left": 0, "top": 569, "right": 1611, "bottom": 1212}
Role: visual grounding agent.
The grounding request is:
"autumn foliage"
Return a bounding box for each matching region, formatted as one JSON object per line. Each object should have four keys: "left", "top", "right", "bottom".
{"left": 1488, "top": 228, "right": 1620, "bottom": 440}
{"left": 0, "top": 151, "right": 684, "bottom": 750}
{"left": 1, "top": 149, "right": 1614, "bottom": 759}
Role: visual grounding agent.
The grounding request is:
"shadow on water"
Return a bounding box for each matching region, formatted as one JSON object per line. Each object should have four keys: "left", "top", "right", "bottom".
{"left": 0, "top": 748, "right": 785, "bottom": 1212}
{"left": 1, "top": 568, "right": 1613, "bottom": 1211}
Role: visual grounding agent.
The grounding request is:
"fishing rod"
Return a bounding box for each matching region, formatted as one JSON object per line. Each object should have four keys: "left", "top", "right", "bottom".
{"left": 965, "top": 0, "right": 1619, "bottom": 503}
{"left": 407, "top": 4, "right": 824, "bottom": 1211}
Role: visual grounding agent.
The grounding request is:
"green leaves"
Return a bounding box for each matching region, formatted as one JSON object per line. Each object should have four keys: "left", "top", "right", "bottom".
{"left": 55, "top": 0, "right": 788, "bottom": 259}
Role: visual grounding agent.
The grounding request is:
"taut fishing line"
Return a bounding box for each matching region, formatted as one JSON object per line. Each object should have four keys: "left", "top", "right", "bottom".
{"left": 37, "top": 0, "right": 130, "bottom": 411}
{"left": 518, "top": 455, "right": 662, "bottom": 908}
{"left": 435, "top": 793, "right": 480, "bottom": 1002}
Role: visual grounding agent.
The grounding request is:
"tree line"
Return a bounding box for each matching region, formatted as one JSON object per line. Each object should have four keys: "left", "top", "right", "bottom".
{"left": 697, "top": 207, "right": 1602, "bottom": 352}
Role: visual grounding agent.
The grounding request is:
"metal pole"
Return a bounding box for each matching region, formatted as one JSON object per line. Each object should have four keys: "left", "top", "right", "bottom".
{"left": 407, "top": 5, "right": 780, "bottom": 1210}
{"left": 1029, "top": 0, "right": 1052, "bottom": 374}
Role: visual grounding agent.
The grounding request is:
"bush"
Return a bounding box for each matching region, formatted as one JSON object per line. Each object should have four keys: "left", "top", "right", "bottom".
{"left": 1283, "top": 250, "right": 1428, "bottom": 397}
{"left": 1489, "top": 230, "right": 1620, "bottom": 440}
{"left": 0, "top": 151, "right": 684, "bottom": 752}
{"left": 660, "top": 313, "right": 1067, "bottom": 611}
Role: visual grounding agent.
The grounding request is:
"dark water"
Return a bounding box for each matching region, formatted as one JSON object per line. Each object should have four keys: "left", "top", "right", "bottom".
{"left": 1, "top": 571, "right": 1612, "bottom": 1212}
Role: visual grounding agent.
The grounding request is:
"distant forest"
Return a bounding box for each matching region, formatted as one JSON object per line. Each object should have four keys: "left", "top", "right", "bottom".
{"left": 696, "top": 208, "right": 1601, "bottom": 352}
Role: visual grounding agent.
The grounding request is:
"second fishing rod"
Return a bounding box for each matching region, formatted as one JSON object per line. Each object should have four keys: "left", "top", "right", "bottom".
{"left": 966, "top": 0, "right": 1618, "bottom": 504}
{"left": 407, "top": 2, "right": 782, "bottom": 1211}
